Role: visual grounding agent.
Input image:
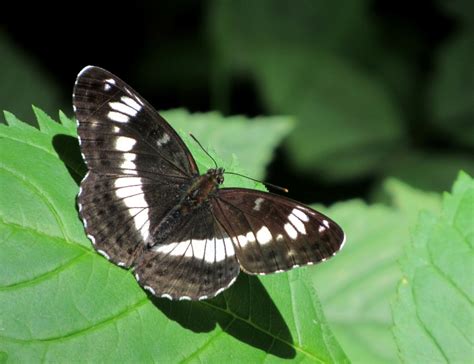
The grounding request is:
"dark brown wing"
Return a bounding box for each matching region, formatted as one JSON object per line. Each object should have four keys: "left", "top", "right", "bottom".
{"left": 133, "top": 203, "right": 240, "bottom": 300}
{"left": 212, "top": 188, "right": 345, "bottom": 275}
{"left": 74, "top": 65, "right": 198, "bottom": 178}
{"left": 74, "top": 66, "right": 198, "bottom": 267}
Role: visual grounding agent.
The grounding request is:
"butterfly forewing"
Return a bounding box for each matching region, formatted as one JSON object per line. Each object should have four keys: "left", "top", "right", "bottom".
{"left": 212, "top": 189, "right": 345, "bottom": 275}
{"left": 74, "top": 66, "right": 198, "bottom": 178}
{"left": 75, "top": 66, "right": 198, "bottom": 266}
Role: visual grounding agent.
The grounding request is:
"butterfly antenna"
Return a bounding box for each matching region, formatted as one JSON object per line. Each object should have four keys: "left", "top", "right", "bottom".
{"left": 224, "top": 171, "right": 289, "bottom": 193}
{"left": 189, "top": 133, "right": 218, "bottom": 169}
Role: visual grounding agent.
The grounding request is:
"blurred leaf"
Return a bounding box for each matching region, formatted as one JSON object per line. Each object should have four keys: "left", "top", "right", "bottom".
{"left": 0, "top": 32, "right": 63, "bottom": 123}
{"left": 257, "top": 48, "right": 403, "bottom": 180}
{"left": 392, "top": 172, "right": 474, "bottom": 363}
{"left": 0, "top": 108, "right": 347, "bottom": 362}
{"left": 436, "top": 0, "right": 474, "bottom": 25}
{"left": 209, "top": 0, "right": 404, "bottom": 181}
{"left": 380, "top": 149, "right": 474, "bottom": 192}
{"left": 311, "top": 180, "right": 440, "bottom": 363}
{"left": 428, "top": 30, "right": 474, "bottom": 147}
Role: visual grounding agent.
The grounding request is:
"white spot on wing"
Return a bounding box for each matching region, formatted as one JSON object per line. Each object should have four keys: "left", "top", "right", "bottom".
{"left": 168, "top": 240, "right": 190, "bottom": 257}
{"left": 120, "top": 160, "right": 136, "bottom": 170}
{"left": 114, "top": 177, "right": 149, "bottom": 240}
{"left": 256, "top": 226, "right": 272, "bottom": 245}
{"left": 204, "top": 239, "right": 215, "bottom": 263}
{"left": 105, "top": 78, "right": 116, "bottom": 85}
{"left": 284, "top": 223, "right": 298, "bottom": 239}
{"left": 144, "top": 285, "right": 156, "bottom": 295}
{"left": 108, "top": 111, "right": 129, "bottom": 123}
{"left": 199, "top": 295, "right": 208, "bottom": 301}
{"left": 115, "top": 136, "right": 136, "bottom": 151}
{"left": 215, "top": 238, "right": 226, "bottom": 262}
{"left": 119, "top": 153, "right": 137, "bottom": 171}
{"left": 323, "top": 219, "right": 330, "bottom": 228}
{"left": 109, "top": 101, "right": 138, "bottom": 117}
{"left": 191, "top": 239, "right": 206, "bottom": 261}
{"left": 224, "top": 237, "right": 235, "bottom": 257}
{"left": 121, "top": 96, "right": 142, "bottom": 111}
{"left": 104, "top": 83, "right": 111, "bottom": 91}
{"left": 253, "top": 197, "right": 264, "bottom": 211}
{"left": 246, "top": 231, "right": 256, "bottom": 243}
{"left": 236, "top": 234, "right": 248, "bottom": 248}
{"left": 87, "top": 234, "right": 96, "bottom": 245}
{"left": 318, "top": 225, "right": 326, "bottom": 233}
{"left": 179, "top": 296, "right": 191, "bottom": 301}
{"left": 214, "top": 287, "right": 225, "bottom": 297}
{"left": 292, "top": 208, "right": 309, "bottom": 222}
{"left": 289, "top": 213, "right": 306, "bottom": 234}
{"left": 340, "top": 234, "right": 347, "bottom": 250}
{"left": 156, "top": 133, "right": 170, "bottom": 147}
{"left": 227, "top": 276, "right": 237, "bottom": 288}
{"left": 161, "top": 294, "right": 172, "bottom": 300}
{"left": 153, "top": 242, "right": 178, "bottom": 254}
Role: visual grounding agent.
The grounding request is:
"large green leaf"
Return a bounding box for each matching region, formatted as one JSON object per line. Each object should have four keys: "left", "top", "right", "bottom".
{"left": 0, "top": 108, "right": 347, "bottom": 363}
{"left": 310, "top": 180, "right": 441, "bottom": 363}
{"left": 392, "top": 172, "right": 474, "bottom": 363}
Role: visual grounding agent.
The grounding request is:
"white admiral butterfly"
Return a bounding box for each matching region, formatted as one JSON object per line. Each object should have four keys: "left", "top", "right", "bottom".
{"left": 74, "top": 66, "right": 345, "bottom": 301}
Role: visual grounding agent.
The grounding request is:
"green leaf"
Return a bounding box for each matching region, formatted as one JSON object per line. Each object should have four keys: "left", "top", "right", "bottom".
{"left": 209, "top": 0, "right": 404, "bottom": 180}
{"left": 311, "top": 180, "right": 441, "bottom": 363}
{"left": 0, "top": 108, "right": 346, "bottom": 362}
{"left": 392, "top": 171, "right": 474, "bottom": 363}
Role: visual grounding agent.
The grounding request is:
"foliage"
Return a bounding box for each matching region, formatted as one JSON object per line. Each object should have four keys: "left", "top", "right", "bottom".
{"left": 392, "top": 172, "right": 474, "bottom": 363}
{"left": 0, "top": 109, "right": 348, "bottom": 363}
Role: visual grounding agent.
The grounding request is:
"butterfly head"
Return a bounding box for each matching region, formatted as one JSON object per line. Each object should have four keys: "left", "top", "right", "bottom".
{"left": 207, "top": 167, "right": 225, "bottom": 185}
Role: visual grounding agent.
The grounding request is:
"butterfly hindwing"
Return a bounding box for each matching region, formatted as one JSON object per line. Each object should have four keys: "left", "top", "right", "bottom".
{"left": 78, "top": 171, "right": 191, "bottom": 267}
{"left": 212, "top": 189, "right": 345, "bottom": 275}
{"left": 134, "top": 203, "right": 240, "bottom": 300}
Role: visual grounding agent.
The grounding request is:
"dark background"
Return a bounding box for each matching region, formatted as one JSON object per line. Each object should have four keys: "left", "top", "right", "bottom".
{"left": 2, "top": 0, "right": 473, "bottom": 205}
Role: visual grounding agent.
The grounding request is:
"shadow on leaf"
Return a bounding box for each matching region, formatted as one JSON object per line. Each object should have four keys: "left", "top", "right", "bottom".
{"left": 151, "top": 274, "right": 296, "bottom": 359}
{"left": 53, "top": 134, "right": 87, "bottom": 185}
{"left": 53, "top": 133, "right": 296, "bottom": 359}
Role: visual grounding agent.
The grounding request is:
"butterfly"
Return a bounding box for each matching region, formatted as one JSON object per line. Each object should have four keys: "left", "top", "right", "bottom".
{"left": 74, "top": 66, "right": 346, "bottom": 301}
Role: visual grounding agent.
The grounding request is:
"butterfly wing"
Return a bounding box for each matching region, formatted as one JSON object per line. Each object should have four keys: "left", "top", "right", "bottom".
{"left": 74, "top": 66, "right": 198, "bottom": 177}
{"left": 212, "top": 189, "right": 345, "bottom": 274}
{"left": 74, "top": 66, "right": 198, "bottom": 267}
{"left": 133, "top": 202, "right": 240, "bottom": 300}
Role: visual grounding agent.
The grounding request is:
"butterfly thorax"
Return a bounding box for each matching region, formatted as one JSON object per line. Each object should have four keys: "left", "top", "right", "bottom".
{"left": 186, "top": 168, "right": 224, "bottom": 206}
{"left": 148, "top": 168, "right": 224, "bottom": 247}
